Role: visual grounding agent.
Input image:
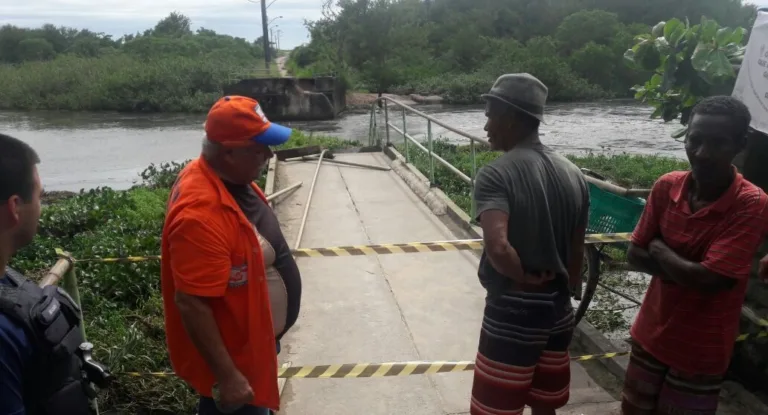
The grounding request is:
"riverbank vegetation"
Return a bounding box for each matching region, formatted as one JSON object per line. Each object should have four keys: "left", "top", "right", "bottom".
{"left": 0, "top": 12, "right": 278, "bottom": 112}
{"left": 396, "top": 140, "right": 688, "bottom": 215}
{"left": 289, "top": 0, "right": 756, "bottom": 104}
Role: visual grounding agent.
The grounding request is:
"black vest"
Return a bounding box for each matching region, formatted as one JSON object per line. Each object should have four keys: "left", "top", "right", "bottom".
{"left": 0, "top": 268, "right": 91, "bottom": 415}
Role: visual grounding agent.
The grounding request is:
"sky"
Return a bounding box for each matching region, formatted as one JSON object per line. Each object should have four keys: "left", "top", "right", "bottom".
{"left": 0, "top": 0, "right": 326, "bottom": 50}
{"left": 4, "top": 1, "right": 768, "bottom": 50}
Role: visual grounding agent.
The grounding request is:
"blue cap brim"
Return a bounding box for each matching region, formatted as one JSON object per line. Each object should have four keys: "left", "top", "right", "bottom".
{"left": 253, "top": 122, "right": 292, "bottom": 146}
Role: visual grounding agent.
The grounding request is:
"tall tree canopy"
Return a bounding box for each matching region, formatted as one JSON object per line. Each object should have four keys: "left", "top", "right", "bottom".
{"left": 289, "top": 0, "right": 757, "bottom": 102}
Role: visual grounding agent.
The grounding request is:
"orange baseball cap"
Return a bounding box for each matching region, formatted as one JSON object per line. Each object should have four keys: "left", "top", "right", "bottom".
{"left": 204, "top": 95, "right": 292, "bottom": 146}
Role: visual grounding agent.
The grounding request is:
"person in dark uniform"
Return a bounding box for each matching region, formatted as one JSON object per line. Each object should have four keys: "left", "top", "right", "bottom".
{"left": 0, "top": 133, "right": 96, "bottom": 415}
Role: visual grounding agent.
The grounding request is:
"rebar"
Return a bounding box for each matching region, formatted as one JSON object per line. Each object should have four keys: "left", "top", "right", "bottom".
{"left": 266, "top": 181, "right": 303, "bottom": 202}
{"left": 299, "top": 156, "right": 390, "bottom": 171}
{"left": 294, "top": 150, "right": 327, "bottom": 249}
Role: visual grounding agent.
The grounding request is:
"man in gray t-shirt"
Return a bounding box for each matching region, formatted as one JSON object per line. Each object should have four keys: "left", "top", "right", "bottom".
{"left": 469, "top": 74, "right": 590, "bottom": 415}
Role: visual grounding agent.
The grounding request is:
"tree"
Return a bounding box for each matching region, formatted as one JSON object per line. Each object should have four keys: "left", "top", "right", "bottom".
{"left": 556, "top": 10, "right": 622, "bottom": 53}
{"left": 18, "top": 38, "right": 55, "bottom": 61}
{"left": 152, "top": 12, "right": 192, "bottom": 37}
{"left": 570, "top": 42, "right": 617, "bottom": 91}
{"left": 286, "top": 0, "right": 759, "bottom": 101}
{"left": 69, "top": 37, "right": 103, "bottom": 58}
{"left": 624, "top": 17, "right": 747, "bottom": 137}
{"left": 0, "top": 25, "right": 28, "bottom": 63}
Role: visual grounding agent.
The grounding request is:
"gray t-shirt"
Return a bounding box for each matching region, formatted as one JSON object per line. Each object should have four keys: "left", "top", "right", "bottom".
{"left": 474, "top": 138, "right": 590, "bottom": 295}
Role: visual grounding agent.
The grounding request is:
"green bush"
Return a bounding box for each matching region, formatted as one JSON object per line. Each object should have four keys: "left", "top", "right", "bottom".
{"left": 391, "top": 37, "right": 607, "bottom": 104}
{"left": 0, "top": 53, "right": 256, "bottom": 112}
{"left": 0, "top": 14, "right": 272, "bottom": 112}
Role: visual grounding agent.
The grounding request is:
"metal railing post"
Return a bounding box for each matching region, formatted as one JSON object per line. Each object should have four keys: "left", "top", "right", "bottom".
{"left": 384, "top": 100, "right": 391, "bottom": 146}
{"left": 427, "top": 120, "right": 435, "bottom": 185}
{"left": 371, "top": 104, "right": 378, "bottom": 147}
{"left": 470, "top": 139, "right": 478, "bottom": 221}
{"left": 470, "top": 141, "right": 477, "bottom": 183}
{"left": 373, "top": 98, "right": 490, "bottom": 217}
{"left": 371, "top": 108, "right": 381, "bottom": 147}
{"left": 402, "top": 107, "right": 408, "bottom": 162}
{"left": 368, "top": 105, "right": 374, "bottom": 146}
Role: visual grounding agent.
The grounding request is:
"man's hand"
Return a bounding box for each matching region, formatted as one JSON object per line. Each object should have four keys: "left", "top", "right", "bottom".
{"left": 217, "top": 370, "right": 254, "bottom": 410}
{"left": 758, "top": 254, "right": 768, "bottom": 282}
{"left": 479, "top": 210, "right": 526, "bottom": 282}
{"left": 648, "top": 238, "right": 667, "bottom": 257}
{"left": 647, "top": 238, "right": 677, "bottom": 284}
{"left": 523, "top": 271, "right": 556, "bottom": 286}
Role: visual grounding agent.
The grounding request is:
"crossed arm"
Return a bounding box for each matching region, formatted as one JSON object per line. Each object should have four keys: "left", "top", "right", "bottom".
{"left": 628, "top": 240, "right": 735, "bottom": 293}
{"left": 626, "top": 178, "right": 764, "bottom": 293}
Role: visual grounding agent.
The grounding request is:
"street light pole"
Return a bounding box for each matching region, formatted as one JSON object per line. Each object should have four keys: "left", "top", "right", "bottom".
{"left": 260, "top": 0, "right": 270, "bottom": 72}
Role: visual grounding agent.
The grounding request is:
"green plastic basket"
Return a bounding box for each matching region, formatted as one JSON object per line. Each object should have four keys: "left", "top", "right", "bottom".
{"left": 587, "top": 182, "right": 646, "bottom": 235}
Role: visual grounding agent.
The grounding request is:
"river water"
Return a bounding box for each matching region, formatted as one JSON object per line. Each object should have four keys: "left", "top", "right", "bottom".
{"left": 0, "top": 100, "right": 683, "bottom": 192}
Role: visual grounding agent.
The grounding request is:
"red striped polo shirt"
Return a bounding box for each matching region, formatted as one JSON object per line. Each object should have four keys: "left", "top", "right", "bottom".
{"left": 630, "top": 169, "right": 768, "bottom": 375}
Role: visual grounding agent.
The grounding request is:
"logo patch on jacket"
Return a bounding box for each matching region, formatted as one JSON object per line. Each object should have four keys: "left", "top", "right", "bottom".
{"left": 229, "top": 265, "right": 248, "bottom": 287}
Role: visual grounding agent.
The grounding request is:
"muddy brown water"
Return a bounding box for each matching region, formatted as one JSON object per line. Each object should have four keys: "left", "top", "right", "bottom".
{"left": 0, "top": 100, "right": 683, "bottom": 192}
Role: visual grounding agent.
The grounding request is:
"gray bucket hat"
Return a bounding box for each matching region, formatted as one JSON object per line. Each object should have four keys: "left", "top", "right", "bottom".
{"left": 481, "top": 73, "right": 548, "bottom": 122}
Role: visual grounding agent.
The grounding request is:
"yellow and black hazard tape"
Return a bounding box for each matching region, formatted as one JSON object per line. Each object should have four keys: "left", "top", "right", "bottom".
{"left": 277, "top": 361, "right": 475, "bottom": 379}
{"left": 108, "top": 352, "right": 643, "bottom": 379}
{"left": 291, "top": 240, "right": 484, "bottom": 258}
{"left": 119, "top": 331, "right": 768, "bottom": 379}
{"left": 736, "top": 331, "right": 768, "bottom": 342}
{"left": 55, "top": 233, "right": 631, "bottom": 263}
{"left": 120, "top": 361, "right": 476, "bottom": 379}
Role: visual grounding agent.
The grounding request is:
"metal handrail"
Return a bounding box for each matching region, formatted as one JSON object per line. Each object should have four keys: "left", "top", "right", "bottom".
{"left": 368, "top": 97, "right": 487, "bottom": 218}
{"left": 375, "top": 97, "right": 488, "bottom": 145}
{"left": 367, "top": 97, "right": 652, "bottom": 203}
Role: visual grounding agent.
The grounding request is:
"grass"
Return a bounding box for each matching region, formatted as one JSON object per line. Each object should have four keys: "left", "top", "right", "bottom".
{"left": 567, "top": 152, "right": 689, "bottom": 188}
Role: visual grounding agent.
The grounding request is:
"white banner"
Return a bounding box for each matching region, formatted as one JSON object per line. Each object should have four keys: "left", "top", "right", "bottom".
{"left": 733, "top": 11, "right": 768, "bottom": 134}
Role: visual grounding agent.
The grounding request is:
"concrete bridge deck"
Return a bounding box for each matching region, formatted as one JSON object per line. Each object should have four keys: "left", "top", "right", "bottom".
{"left": 272, "top": 152, "right": 621, "bottom": 415}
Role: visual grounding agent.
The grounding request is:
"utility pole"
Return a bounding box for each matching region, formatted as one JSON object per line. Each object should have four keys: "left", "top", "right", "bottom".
{"left": 261, "top": 0, "right": 270, "bottom": 72}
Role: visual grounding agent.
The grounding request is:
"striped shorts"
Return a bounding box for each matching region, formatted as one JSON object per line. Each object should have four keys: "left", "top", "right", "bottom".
{"left": 470, "top": 290, "right": 575, "bottom": 415}
{"left": 622, "top": 341, "right": 723, "bottom": 415}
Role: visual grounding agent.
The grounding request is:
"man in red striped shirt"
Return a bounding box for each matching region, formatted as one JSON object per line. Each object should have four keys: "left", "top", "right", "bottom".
{"left": 623, "top": 96, "right": 768, "bottom": 415}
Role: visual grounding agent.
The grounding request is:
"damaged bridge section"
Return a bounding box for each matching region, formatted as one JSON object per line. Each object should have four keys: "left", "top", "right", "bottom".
{"left": 223, "top": 76, "right": 346, "bottom": 121}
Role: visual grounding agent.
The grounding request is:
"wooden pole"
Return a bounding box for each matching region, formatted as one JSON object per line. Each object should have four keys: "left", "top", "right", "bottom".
{"left": 39, "top": 258, "right": 72, "bottom": 288}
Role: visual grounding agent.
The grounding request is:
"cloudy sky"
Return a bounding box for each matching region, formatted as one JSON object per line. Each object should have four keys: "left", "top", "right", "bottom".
{"left": 0, "top": 0, "right": 326, "bottom": 49}
{"left": 3, "top": 1, "right": 768, "bottom": 50}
